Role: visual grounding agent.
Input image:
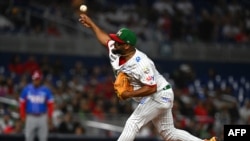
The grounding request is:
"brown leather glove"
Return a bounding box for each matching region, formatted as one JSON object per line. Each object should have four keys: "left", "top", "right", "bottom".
{"left": 114, "top": 72, "right": 133, "bottom": 100}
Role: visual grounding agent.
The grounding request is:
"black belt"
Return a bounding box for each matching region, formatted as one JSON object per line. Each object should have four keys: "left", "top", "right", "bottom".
{"left": 162, "top": 84, "right": 171, "bottom": 90}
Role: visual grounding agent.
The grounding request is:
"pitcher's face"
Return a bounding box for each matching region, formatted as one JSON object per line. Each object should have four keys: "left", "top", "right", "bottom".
{"left": 112, "top": 42, "right": 127, "bottom": 55}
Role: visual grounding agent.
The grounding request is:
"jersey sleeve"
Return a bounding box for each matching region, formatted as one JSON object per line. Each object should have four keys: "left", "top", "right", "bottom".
{"left": 19, "top": 86, "right": 27, "bottom": 120}
{"left": 19, "top": 87, "right": 28, "bottom": 102}
{"left": 107, "top": 40, "right": 115, "bottom": 51}
{"left": 105, "top": 39, "right": 113, "bottom": 50}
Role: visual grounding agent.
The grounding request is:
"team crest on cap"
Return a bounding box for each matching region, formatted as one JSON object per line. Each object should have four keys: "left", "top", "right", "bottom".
{"left": 117, "top": 30, "right": 122, "bottom": 36}
{"left": 111, "top": 28, "right": 137, "bottom": 46}
{"left": 32, "top": 70, "right": 42, "bottom": 80}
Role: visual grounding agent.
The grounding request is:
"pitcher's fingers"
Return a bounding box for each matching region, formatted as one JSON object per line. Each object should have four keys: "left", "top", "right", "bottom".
{"left": 83, "top": 23, "right": 90, "bottom": 27}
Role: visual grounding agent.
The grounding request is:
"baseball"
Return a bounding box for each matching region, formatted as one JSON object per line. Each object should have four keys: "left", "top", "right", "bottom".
{"left": 80, "top": 5, "right": 87, "bottom": 12}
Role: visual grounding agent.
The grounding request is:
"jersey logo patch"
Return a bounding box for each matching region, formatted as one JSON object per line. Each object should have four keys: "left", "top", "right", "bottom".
{"left": 161, "top": 97, "right": 171, "bottom": 103}
{"left": 143, "top": 67, "right": 150, "bottom": 74}
{"left": 28, "top": 95, "right": 45, "bottom": 103}
{"left": 146, "top": 75, "right": 154, "bottom": 81}
{"left": 136, "top": 56, "right": 141, "bottom": 62}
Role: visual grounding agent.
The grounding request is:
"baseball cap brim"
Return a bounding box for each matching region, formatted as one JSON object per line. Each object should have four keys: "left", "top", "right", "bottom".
{"left": 32, "top": 76, "right": 42, "bottom": 80}
{"left": 109, "top": 34, "right": 125, "bottom": 44}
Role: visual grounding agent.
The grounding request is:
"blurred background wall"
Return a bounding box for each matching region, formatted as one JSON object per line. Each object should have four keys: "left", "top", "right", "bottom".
{"left": 0, "top": 0, "right": 250, "bottom": 141}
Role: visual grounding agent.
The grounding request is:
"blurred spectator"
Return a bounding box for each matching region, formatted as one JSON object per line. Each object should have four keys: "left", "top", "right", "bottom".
{"left": 91, "top": 98, "right": 105, "bottom": 121}
{"left": 51, "top": 58, "right": 65, "bottom": 78}
{"left": 94, "top": 73, "right": 115, "bottom": 100}
{"left": 5, "top": 76, "right": 17, "bottom": 96}
{"left": 234, "top": 24, "right": 249, "bottom": 43}
{"left": 74, "top": 124, "right": 85, "bottom": 135}
{"left": 227, "top": 0, "right": 241, "bottom": 16}
{"left": 229, "top": 103, "right": 240, "bottom": 124}
{"left": 23, "top": 55, "right": 40, "bottom": 75}
{"left": 0, "top": 113, "right": 14, "bottom": 134}
{"left": 53, "top": 87, "right": 66, "bottom": 112}
{"left": 16, "top": 74, "right": 28, "bottom": 93}
{"left": 78, "top": 97, "right": 91, "bottom": 120}
{"left": 0, "top": 75, "right": 8, "bottom": 97}
{"left": 239, "top": 100, "right": 250, "bottom": 123}
{"left": 156, "top": 11, "right": 172, "bottom": 41}
{"left": 193, "top": 99, "right": 214, "bottom": 124}
{"left": 39, "top": 55, "right": 52, "bottom": 76}
{"left": 170, "top": 63, "right": 196, "bottom": 90}
{"left": 58, "top": 112, "right": 80, "bottom": 134}
{"left": 153, "top": 0, "right": 175, "bottom": 16}
{"left": 12, "top": 119, "right": 23, "bottom": 134}
{"left": 194, "top": 99, "right": 208, "bottom": 122}
{"left": 176, "top": 0, "right": 194, "bottom": 17}
{"left": 178, "top": 95, "right": 195, "bottom": 118}
{"left": 8, "top": 54, "right": 24, "bottom": 76}
{"left": 69, "top": 61, "right": 88, "bottom": 79}
{"left": 46, "top": 22, "right": 61, "bottom": 37}
{"left": 68, "top": 76, "right": 85, "bottom": 93}
{"left": 221, "top": 18, "right": 240, "bottom": 43}
{"left": 52, "top": 103, "right": 63, "bottom": 129}
{"left": 198, "top": 9, "right": 215, "bottom": 42}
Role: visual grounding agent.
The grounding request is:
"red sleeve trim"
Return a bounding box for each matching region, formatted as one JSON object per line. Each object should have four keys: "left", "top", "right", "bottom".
{"left": 19, "top": 101, "right": 26, "bottom": 121}
{"left": 146, "top": 84, "right": 157, "bottom": 88}
{"left": 105, "top": 39, "right": 112, "bottom": 50}
{"left": 47, "top": 102, "right": 54, "bottom": 119}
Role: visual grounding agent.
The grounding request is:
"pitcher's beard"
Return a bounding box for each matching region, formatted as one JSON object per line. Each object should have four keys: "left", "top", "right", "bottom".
{"left": 112, "top": 49, "right": 123, "bottom": 55}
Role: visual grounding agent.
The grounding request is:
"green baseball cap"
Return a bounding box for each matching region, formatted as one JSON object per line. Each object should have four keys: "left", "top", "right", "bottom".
{"left": 109, "top": 28, "right": 137, "bottom": 46}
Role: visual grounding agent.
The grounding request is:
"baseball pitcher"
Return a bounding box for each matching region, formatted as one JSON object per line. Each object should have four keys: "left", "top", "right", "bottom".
{"left": 79, "top": 13, "right": 217, "bottom": 141}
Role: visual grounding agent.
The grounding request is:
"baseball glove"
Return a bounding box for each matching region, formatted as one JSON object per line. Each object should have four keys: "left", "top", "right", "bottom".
{"left": 114, "top": 72, "right": 133, "bottom": 100}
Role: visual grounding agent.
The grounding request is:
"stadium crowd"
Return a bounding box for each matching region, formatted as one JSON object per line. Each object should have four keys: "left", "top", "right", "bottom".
{"left": 0, "top": 0, "right": 249, "bottom": 44}
{"left": 0, "top": 0, "right": 250, "bottom": 140}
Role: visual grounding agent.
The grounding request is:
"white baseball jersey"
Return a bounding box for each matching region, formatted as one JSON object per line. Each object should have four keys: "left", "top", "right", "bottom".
{"left": 107, "top": 40, "right": 169, "bottom": 102}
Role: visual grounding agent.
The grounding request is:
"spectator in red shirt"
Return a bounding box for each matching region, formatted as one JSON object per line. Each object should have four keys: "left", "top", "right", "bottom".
{"left": 23, "top": 55, "right": 40, "bottom": 75}
{"left": 8, "top": 54, "right": 24, "bottom": 76}
{"left": 194, "top": 100, "right": 213, "bottom": 124}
